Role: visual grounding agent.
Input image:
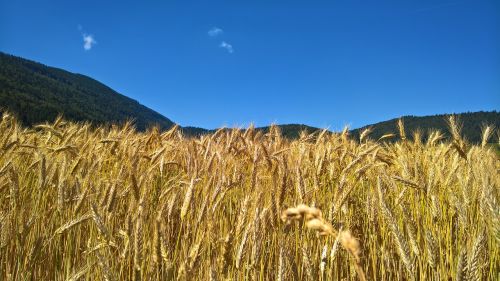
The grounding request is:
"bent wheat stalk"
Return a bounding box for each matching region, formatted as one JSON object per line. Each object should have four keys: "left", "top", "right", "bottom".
{"left": 281, "top": 205, "right": 366, "bottom": 281}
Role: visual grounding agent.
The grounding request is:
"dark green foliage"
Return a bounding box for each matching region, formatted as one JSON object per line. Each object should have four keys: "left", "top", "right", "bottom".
{"left": 350, "top": 111, "right": 500, "bottom": 143}
{"left": 180, "top": 126, "right": 211, "bottom": 136}
{"left": 0, "top": 52, "right": 175, "bottom": 131}
{"left": 257, "top": 124, "right": 320, "bottom": 139}
{"left": 180, "top": 124, "right": 321, "bottom": 139}
{"left": 0, "top": 52, "right": 320, "bottom": 137}
{"left": 1, "top": 52, "right": 497, "bottom": 141}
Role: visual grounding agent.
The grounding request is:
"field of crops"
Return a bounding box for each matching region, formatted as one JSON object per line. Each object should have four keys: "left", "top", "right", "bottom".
{"left": 0, "top": 113, "right": 498, "bottom": 280}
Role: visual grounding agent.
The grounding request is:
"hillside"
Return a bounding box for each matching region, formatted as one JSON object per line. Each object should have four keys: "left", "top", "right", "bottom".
{"left": 350, "top": 111, "right": 500, "bottom": 143}
{"left": 0, "top": 52, "right": 322, "bottom": 137}
{"left": 0, "top": 52, "right": 498, "bottom": 141}
{"left": 0, "top": 52, "right": 175, "bottom": 130}
{"left": 190, "top": 113, "right": 500, "bottom": 143}
{"left": 181, "top": 124, "right": 321, "bottom": 139}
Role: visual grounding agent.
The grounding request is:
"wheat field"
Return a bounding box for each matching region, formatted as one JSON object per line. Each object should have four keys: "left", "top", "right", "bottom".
{"left": 0, "top": 113, "right": 498, "bottom": 280}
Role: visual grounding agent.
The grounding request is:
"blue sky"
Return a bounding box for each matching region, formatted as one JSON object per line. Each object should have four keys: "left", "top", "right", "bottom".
{"left": 1, "top": 0, "right": 499, "bottom": 130}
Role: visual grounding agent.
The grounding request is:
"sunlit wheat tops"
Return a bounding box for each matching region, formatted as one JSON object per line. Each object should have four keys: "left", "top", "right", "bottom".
{"left": 0, "top": 112, "right": 498, "bottom": 280}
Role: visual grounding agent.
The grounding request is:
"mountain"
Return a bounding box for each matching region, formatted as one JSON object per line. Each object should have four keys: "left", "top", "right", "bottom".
{"left": 256, "top": 124, "right": 321, "bottom": 139}
{"left": 181, "top": 124, "right": 321, "bottom": 139}
{"left": 0, "top": 52, "right": 324, "bottom": 137}
{"left": 0, "top": 52, "right": 175, "bottom": 130}
{"left": 0, "top": 52, "right": 498, "bottom": 142}
{"left": 350, "top": 111, "right": 500, "bottom": 143}
{"left": 186, "top": 114, "right": 500, "bottom": 143}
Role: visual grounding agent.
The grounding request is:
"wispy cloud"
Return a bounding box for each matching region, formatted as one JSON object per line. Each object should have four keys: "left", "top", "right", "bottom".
{"left": 82, "top": 34, "right": 96, "bottom": 51}
{"left": 219, "top": 41, "right": 234, "bottom": 53}
{"left": 207, "top": 27, "right": 233, "bottom": 54}
{"left": 78, "top": 24, "right": 97, "bottom": 51}
{"left": 208, "top": 27, "right": 223, "bottom": 37}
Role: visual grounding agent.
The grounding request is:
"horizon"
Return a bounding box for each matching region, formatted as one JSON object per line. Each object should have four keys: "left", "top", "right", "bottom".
{"left": 1, "top": 0, "right": 499, "bottom": 130}
{"left": 3, "top": 49, "right": 497, "bottom": 131}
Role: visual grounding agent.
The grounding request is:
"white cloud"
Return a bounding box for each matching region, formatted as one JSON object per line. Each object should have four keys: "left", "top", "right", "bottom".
{"left": 82, "top": 34, "right": 96, "bottom": 51}
{"left": 208, "top": 27, "right": 223, "bottom": 37}
{"left": 220, "top": 41, "right": 234, "bottom": 53}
